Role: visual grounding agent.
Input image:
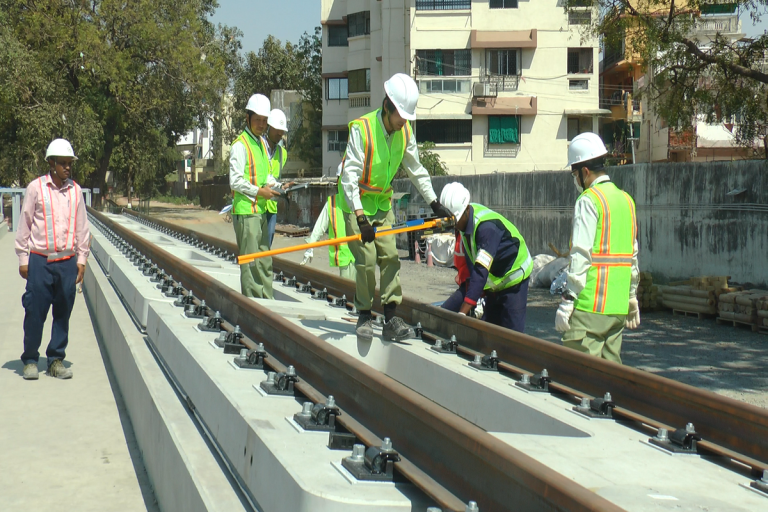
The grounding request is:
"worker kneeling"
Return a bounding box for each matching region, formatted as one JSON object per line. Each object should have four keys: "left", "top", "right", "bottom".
{"left": 440, "top": 182, "right": 532, "bottom": 332}
{"left": 555, "top": 132, "right": 640, "bottom": 364}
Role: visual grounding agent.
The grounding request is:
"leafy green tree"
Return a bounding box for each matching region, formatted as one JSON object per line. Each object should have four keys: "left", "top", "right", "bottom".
{"left": 573, "top": 0, "right": 768, "bottom": 155}
{"left": 292, "top": 27, "right": 323, "bottom": 167}
{"left": 0, "top": 0, "right": 236, "bottom": 189}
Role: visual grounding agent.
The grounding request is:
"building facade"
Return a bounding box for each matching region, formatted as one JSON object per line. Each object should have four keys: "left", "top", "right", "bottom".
{"left": 320, "top": 0, "right": 603, "bottom": 176}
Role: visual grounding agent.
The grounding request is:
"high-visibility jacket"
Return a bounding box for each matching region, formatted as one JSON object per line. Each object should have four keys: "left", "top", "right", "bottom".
{"left": 462, "top": 204, "right": 533, "bottom": 292}
{"left": 574, "top": 181, "right": 637, "bottom": 315}
{"left": 327, "top": 194, "right": 354, "bottom": 267}
{"left": 31, "top": 175, "right": 80, "bottom": 262}
{"left": 266, "top": 143, "right": 287, "bottom": 214}
{"left": 232, "top": 130, "right": 269, "bottom": 215}
{"left": 337, "top": 109, "right": 412, "bottom": 215}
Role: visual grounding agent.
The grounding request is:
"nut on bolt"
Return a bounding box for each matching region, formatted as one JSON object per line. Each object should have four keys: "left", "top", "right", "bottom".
{"left": 465, "top": 501, "right": 479, "bottom": 512}
{"left": 349, "top": 444, "right": 365, "bottom": 462}
{"left": 656, "top": 428, "right": 669, "bottom": 441}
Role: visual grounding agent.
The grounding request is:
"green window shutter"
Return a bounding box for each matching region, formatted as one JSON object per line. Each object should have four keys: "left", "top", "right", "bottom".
{"left": 499, "top": 116, "right": 519, "bottom": 144}
{"left": 488, "top": 116, "right": 501, "bottom": 144}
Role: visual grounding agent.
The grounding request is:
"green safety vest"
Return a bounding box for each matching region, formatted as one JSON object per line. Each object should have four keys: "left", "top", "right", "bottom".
{"left": 461, "top": 204, "right": 533, "bottom": 292}
{"left": 327, "top": 194, "right": 354, "bottom": 267}
{"left": 266, "top": 142, "right": 287, "bottom": 214}
{"left": 574, "top": 181, "right": 637, "bottom": 315}
{"left": 231, "top": 129, "right": 269, "bottom": 215}
{"left": 337, "top": 109, "right": 412, "bottom": 215}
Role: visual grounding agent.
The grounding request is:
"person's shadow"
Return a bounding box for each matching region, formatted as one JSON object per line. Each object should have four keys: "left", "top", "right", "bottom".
{"left": 2, "top": 359, "right": 73, "bottom": 375}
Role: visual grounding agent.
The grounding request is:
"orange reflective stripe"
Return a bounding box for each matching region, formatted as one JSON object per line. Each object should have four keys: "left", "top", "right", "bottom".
{"left": 595, "top": 266, "right": 609, "bottom": 313}
{"left": 403, "top": 122, "right": 411, "bottom": 147}
{"left": 359, "top": 118, "right": 374, "bottom": 186}
{"left": 589, "top": 186, "right": 611, "bottom": 254}
{"left": 241, "top": 136, "right": 257, "bottom": 213}
{"left": 624, "top": 191, "right": 637, "bottom": 243}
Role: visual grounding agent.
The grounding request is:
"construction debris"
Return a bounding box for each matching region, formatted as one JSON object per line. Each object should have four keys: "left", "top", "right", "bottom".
{"left": 275, "top": 224, "right": 310, "bottom": 238}
{"left": 717, "top": 289, "right": 768, "bottom": 331}
{"left": 636, "top": 272, "right": 659, "bottom": 312}
{"left": 658, "top": 276, "right": 736, "bottom": 318}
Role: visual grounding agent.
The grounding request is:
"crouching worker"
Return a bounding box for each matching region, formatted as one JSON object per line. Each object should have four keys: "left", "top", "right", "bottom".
{"left": 439, "top": 182, "right": 532, "bottom": 332}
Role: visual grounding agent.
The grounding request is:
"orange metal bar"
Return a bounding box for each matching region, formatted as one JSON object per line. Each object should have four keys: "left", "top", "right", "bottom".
{"left": 237, "top": 218, "right": 449, "bottom": 265}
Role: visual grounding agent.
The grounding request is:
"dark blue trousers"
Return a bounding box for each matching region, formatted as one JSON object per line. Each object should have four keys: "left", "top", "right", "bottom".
{"left": 441, "top": 278, "right": 529, "bottom": 333}
{"left": 266, "top": 212, "right": 277, "bottom": 248}
{"left": 21, "top": 254, "right": 78, "bottom": 367}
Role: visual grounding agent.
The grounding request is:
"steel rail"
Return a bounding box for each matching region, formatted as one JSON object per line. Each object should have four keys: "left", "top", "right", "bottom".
{"left": 95, "top": 207, "right": 626, "bottom": 512}
{"left": 119, "top": 208, "right": 768, "bottom": 474}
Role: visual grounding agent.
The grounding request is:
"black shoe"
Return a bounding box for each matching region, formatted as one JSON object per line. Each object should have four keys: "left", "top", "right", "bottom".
{"left": 382, "top": 317, "right": 414, "bottom": 341}
{"left": 356, "top": 315, "right": 374, "bottom": 342}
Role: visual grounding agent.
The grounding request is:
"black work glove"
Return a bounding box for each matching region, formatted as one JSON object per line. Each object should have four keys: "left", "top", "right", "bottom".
{"left": 431, "top": 199, "right": 453, "bottom": 220}
{"left": 357, "top": 215, "right": 375, "bottom": 243}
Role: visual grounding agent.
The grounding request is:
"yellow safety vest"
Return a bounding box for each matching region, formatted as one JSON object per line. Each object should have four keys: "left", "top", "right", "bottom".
{"left": 574, "top": 181, "right": 637, "bottom": 315}
{"left": 231, "top": 129, "right": 269, "bottom": 215}
{"left": 327, "top": 195, "right": 354, "bottom": 267}
{"left": 266, "top": 142, "right": 287, "bottom": 214}
{"left": 337, "top": 109, "right": 412, "bottom": 215}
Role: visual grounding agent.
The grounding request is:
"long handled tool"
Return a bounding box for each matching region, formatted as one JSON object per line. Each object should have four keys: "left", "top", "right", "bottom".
{"left": 237, "top": 216, "right": 454, "bottom": 265}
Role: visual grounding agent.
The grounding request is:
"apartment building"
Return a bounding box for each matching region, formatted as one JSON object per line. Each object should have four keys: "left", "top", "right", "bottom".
{"left": 320, "top": 0, "right": 603, "bottom": 176}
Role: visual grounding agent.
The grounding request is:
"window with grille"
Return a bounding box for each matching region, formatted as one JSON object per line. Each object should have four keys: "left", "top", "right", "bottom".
{"left": 415, "top": 50, "right": 471, "bottom": 76}
{"left": 568, "top": 10, "right": 591, "bottom": 25}
{"left": 490, "top": 0, "right": 518, "bottom": 8}
{"left": 485, "top": 49, "right": 520, "bottom": 76}
{"left": 569, "top": 79, "right": 589, "bottom": 90}
{"left": 326, "top": 78, "right": 349, "bottom": 100}
{"left": 348, "top": 69, "right": 371, "bottom": 93}
{"left": 567, "top": 48, "right": 593, "bottom": 74}
{"left": 328, "top": 25, "right": 348, "bottom": 47}
{"left": 416, "top": 0, "right": 471, "bottom": 9}
{"left": 414, "top": 120, "right": 472, "bottom": 144}
{"left": 488, "top": 116, "right": 520, "bottom": 145}
{"left": 328, "top": 130, "right": 349, "bottom": 152}
{"left": 347, "top": 11, "right": 370, "bottom": 38}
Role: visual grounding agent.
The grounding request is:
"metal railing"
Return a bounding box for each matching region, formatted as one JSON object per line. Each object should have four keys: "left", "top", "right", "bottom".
{"left": 603, "top": 40, "right": 626, "bottom": 69}
{"left": 349, "top": 93, "right": 371, "bottom": 109}
{"left": 695, "top": 14, "right": 739, "bottom": 34}
{"left": 481, "top": 74, "right": 520, "bottom": 92}
{"left": 415, "top": 0, "right": 470, "bottom": 10}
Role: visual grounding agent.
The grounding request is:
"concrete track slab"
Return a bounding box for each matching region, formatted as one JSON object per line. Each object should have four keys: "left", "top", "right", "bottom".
{"left": 0, "top": 228, "right": 154, "bottom": 512}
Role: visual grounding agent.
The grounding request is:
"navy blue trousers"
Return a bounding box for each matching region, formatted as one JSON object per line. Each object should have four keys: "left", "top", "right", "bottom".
{"left": 441, "top": 278, "right": 529, "bottom": 333}
{"left": 21, "top": 254, "right": 78, "bottom": 366}
{"left": 266, "top": 212, "right": 277, "bottom": 248}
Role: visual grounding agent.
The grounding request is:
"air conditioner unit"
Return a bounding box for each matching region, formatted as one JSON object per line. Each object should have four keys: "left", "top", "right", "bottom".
{"left": 473, "top": 82, "right": 489, "bottom": 97}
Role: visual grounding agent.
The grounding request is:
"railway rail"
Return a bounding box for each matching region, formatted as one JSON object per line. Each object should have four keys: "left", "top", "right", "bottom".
{"left": 89, "top": 207, "right": 768, "bottom": 511}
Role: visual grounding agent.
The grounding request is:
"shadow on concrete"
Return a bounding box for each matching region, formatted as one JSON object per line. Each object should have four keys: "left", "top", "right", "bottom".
{"left": 2, "top": 359, "right": 25, "bottom": 376}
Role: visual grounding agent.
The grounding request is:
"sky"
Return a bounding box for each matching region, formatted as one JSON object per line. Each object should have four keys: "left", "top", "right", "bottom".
{"left": 208, "top": 1, "right": 766, "bottom": 56}
{"left": 210, "top": 0, "right": 321, "bottom": 55}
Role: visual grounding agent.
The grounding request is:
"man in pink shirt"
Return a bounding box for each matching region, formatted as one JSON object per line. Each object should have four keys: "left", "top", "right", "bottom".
{"left": 15, "top": 138, "right": 90, "bottom": 380}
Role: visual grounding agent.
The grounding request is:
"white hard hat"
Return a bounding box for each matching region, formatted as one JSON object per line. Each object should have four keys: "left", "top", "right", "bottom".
{"left": 267, "top": 109, "right": 287, "bottom": 131}
{"left": 245, "top": 94, "right": 270, "bottom": 117}
{"left": 384, "top": 73, "right": 419, "bottom": 121}
{"left": 45, "top": 138, "right": 77, "bottom": 160}
{"left": 439, "top": 182, "right": 471, "bottom": 220}
{"left": 567, "top": 132, "right": 608, "bottom": 167}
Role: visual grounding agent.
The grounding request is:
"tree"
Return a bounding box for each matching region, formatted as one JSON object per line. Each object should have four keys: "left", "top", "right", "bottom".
{"left": 575, "top": 0, "right": 768, "bottom": 155}
{"left": 0, "top": 0, "right": 236, "bottom": 189}
{"left": 395, "top": 141, "right": 449, "bottom": 179}
{"left": 293, "top": 27, "right": 323, "bottom": 168}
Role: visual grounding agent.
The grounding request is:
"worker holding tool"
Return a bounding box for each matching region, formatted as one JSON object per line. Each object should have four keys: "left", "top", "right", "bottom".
{"left": 229, "top": 93, "right": 281, "bottom": 299}
{"left": 261, "top": 108, "right": 292, "bottom": 247}
{"left": 301, "top": 164, "right": 356, "bottom": 279}
{"left": 439, "top": 182, "right": 532, "bottom": 332}
{"left": 15, "top": 139, "right": 90, "bottom": 380}
{"left": 338, "top": 73, "right": 453, "bottom": 342}
{"left": 555, "top": 132, "right": 640, "bottom": 363}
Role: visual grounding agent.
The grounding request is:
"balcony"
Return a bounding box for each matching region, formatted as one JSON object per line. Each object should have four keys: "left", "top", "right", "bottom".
{"left": 694, "top": 14, "right": 740, "bottom": 36}
{"left": 603, "top": 40, "right": 626, "bottom": 70}
{"left": 599, "top": 86, "right": 640, "bottom": 113}
{"left": 416, "top": 0, "right": 470, "bottom": 10}
{"left": 417, "top": 77, "right": 472, "bottom": 94}
{"left": 481, "top": 74, "right": 520, "bottom": 92}
{"left": 349, "top": 93, "right": 371, "bottom": 109}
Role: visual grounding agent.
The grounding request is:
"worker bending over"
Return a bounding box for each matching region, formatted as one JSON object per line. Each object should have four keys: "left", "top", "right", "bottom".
{"left": 302, "top": 164, "right": 356, "bottom": 279}
{"left": 262, "top": 109, "right": 289, "bottom": 247}
{"left": 338, "top": 73, "right": 453, "bottom": 342}
{"left": 555, "top": 132, "right": 640, "bottom": 363}
{"left": 439, "top": 182, "right": 532, "bottom": 332}
{"left": 229, "top": 94, "right": 280, "bottom": 298}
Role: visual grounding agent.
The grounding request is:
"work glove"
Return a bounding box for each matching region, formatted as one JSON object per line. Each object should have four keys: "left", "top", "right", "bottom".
{"left": 430, "top": 199, "right": 453, "bottom": 220}
{"left": 357, "top": 216, "right": 375, "bottom": 243}
{"left": 301, "top": 248, "right": 314, "bottom": 266}
{"left": 625, "top": 296, "right": 641, "bottom": 329}
{"left": 555, "top": 299, "right": 575, "bottom": 333}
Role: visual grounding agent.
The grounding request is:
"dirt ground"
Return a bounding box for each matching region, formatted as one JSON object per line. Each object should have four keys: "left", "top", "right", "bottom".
{"left": 148, "top": 204, "right": 768, "bottom": 410}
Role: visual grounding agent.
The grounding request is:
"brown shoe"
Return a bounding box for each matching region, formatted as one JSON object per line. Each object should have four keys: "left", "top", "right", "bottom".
{"left": 23, "top": 363, "right": 39, "bottom": 380}
{"left": 47, "top": 360, "right": 72, "bottom": 379}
